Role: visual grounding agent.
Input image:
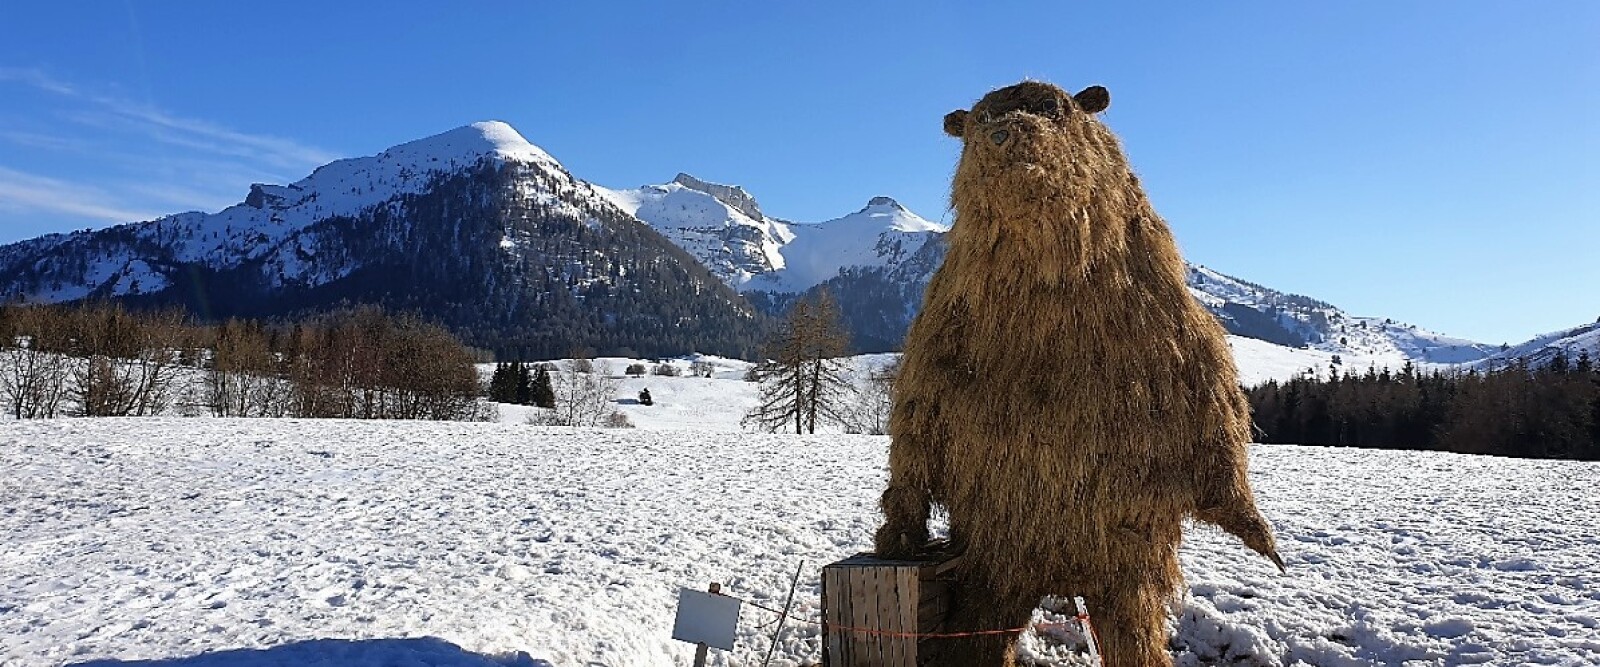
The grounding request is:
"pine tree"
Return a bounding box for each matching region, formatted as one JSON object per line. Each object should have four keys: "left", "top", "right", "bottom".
{"left": 489, "top": 363, "right": 516, "bottom": 403}
{"left": 531, "top": 364, "right": 556, "bottom": 409}
{"left": 743, "top": 290, "right": 854, "bottom": 434}
{"left": 514, "top": 362, "right": 533, "bottom": 405}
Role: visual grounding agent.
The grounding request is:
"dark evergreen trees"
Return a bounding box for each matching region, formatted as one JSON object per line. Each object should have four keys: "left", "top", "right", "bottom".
{"left": 489, "top": 363, "right": 517, "bottom": 403}
{"left": 531, "top": 364, "right": 556, "bottom": 409}
{"left": 1246, "top": 355, "right": 1600, "bottom": 460}
{"left": 513, "top": 362, "right": 533, "bottom": 405}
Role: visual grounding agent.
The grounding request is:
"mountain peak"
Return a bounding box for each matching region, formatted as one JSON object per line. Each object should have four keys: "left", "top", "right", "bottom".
{"left": 864, "top": 196, "right": 904, "bottom": 210}
{"left": 671, "top": 173, "right": 764, "bottom": 221}
{"left": 378, "top": 120, "right": 559, "bottom": 167}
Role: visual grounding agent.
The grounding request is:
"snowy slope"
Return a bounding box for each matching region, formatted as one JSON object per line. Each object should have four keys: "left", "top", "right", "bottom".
{"left": 0, "top": 121, "right": 606, "bottom": 299}
{"left": 1469, "top": 320, "right": 1600, "bottom": 370}
{"left": 4, "top": 419, "right": 1597, "bottom": 666}
{"left": 1188, "top": 265, "right": 1496, "bottom": 365}
{"left": 604, "top": 175, "right": 947, "bottom": 295}
{"left": 596, "top": 178, "right": 793, "bottom": 286}
{"left": 744, "top": 197, "right": 946, "bottom": 295}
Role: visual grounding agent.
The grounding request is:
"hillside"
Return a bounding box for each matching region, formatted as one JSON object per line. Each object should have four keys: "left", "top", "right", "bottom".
{"left": 0, "top": 123, "right": 766, "bottom": 359}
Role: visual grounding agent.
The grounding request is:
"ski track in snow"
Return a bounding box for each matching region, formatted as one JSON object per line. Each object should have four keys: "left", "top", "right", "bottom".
{"left": 2, "top": 419, "right": 1597, "bottom": 666}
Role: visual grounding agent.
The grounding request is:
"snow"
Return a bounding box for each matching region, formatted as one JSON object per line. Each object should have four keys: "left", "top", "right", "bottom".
{"left": 1471, "top": 321, "right": 1600, "bottom": 370}
{"left": 594, "top": 183, "right": 792, "bottom": 286}
{"left": 742, "top": 198, "right": 946, "bottom": 295}
{"left": 605, "top": 176, "right": 947, "bottom": 296}
{"left": 4, "top": 415, "right": 1597, "bottom": 666}
{"left": 1187, "top": 265, "right": 1497, "bottom": 365}
{"left": 1226, "top": 336, "right": 1406, "bottom": 386}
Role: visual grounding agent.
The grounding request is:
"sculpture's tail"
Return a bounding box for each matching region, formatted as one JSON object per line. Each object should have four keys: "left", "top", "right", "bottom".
{"left": 1198, "top": 500, "right": 1286, "bottom": 573}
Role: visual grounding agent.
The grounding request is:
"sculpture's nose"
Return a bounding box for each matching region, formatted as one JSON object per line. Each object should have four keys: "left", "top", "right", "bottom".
{"left": 989, "top": 129, "right": 1010, "bottom": 146}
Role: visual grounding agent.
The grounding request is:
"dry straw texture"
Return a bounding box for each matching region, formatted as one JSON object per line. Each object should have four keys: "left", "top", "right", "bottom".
{"left": 876, "top": 81, "right": 1283, "bottom": 667}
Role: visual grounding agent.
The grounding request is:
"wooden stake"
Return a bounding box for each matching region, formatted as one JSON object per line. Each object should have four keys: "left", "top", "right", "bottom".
{"left": 693, "top": 582, "right": 721, "bottom": 667}
{"left": 762, "top": 560, "right": 805, "bottom": 667}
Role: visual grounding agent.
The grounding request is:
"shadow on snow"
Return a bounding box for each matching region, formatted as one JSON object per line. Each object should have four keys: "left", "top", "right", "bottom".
{"left": 68, "top": 637, "right": 552, "bottom": 667}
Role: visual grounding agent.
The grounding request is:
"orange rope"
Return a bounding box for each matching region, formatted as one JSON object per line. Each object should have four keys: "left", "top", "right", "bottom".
{"left": 738, "top": 596, "right": 1090, "bottom": 640}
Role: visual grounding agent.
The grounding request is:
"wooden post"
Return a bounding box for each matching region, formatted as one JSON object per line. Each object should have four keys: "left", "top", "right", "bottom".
{"left": 821, "top": 545, "right": 961, "bottom": 667}
{"left": 692, "top": 582, "right": 721, "bottom": 667}
{"left": 762, "top": 560, "right": 804, "bottom": 667}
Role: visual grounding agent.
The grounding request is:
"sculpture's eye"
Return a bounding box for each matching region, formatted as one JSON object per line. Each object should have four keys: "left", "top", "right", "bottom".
{"left": 1038, "top": 98, "right": 1060, "bottom": 116}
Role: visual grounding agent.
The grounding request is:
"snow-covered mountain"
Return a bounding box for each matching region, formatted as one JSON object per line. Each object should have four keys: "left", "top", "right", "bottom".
{"left": 601, "top": 175, "right": 949, "bottom": 351}
{"left": 0, "top": 119, "right": 1552, "bottom": 368}
{"left": 0, "top": 122, "right": 765, "bottom": 359}
{"left": 1186, "top": 265, "right": 1498, "bottom": 365}
{"left": 1469, "top": 319, "right": 1600, "bottom": 370}
{"left": 603, "top": 173, "right": 1502, "bottom": 364}
{"left": 599, "top": 176, "right": 947, "bottom": 293}
{"left": 596, "top": 175, "right": 792, "bottom": 287}
{"left": 2, "top": 122, "right": 567, "bottom": 299}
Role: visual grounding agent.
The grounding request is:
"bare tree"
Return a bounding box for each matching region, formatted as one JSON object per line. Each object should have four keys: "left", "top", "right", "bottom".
{"left": 68, "top": 304, "right": 186, "bottom": 417}
{"left": 743, "top": 291, "right": 855, "bottom": 434}
{"left": 208, "top": 318, "right": 282, "bottom": 417}
{"left": 0, "top": 305, "right": 71, "bottom": 419}
{"left": 529, "top": 357, "right": 625, "bottom": 427}
{"left": 846, "top": 357, "right": 901, "bottom": 435}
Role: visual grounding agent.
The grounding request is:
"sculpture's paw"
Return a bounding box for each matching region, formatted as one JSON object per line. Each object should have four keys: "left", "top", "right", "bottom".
{"left": 873, "top": 522, "right": 929, "bottom": 559}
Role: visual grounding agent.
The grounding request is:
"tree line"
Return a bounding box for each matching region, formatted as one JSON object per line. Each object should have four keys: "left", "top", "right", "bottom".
{"left": 0, "top": 303, "right": 489, "bottom": 421}
{"left": 1247, "top": 353, "right": 1600, "bottom": 460}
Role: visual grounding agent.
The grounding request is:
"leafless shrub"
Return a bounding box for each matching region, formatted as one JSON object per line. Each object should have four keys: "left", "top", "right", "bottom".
{"left": 0, "top": 305, "right": 72, "bottom": 419}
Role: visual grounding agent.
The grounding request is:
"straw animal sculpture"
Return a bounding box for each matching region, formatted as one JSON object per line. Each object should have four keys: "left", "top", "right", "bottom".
{"left": 875, "top": 80, "right": 1284, "bottom": 667}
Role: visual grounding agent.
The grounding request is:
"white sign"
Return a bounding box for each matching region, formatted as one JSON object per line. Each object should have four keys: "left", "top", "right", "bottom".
{"left": 671, "top": 588, "right": 741, "bottom": 651}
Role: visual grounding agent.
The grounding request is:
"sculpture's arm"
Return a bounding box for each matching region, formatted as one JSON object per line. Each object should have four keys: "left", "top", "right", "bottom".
{"left": 873, "top": 392, "right": 944, "bottom": 558}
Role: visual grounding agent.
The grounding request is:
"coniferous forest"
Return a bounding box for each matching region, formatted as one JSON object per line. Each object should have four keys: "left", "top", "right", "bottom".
{"left": 1246, "top": 352, "right": 1600, "bottom": 461}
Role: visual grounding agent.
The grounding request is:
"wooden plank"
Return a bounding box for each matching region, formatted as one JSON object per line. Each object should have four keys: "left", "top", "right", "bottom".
{"left": 821, "top": 552, "right": 964, "bottom": 667}
{"left": 879, "top": 566, "right": 901, "bottom": 667}
{"left": 824, "top": 566, "right": 841, "bottom": 667}
{"left": 896, "top": 564, "right": 918, "bottom": 666}
{"left": 850, "top": 566, "right": 874, "bottom": 666}
{"left": 820, "top": 567, "right": 833, "bottom": 667}
{"left": 919, "top": 580, "right": 949, "bottom": 633}
{"left": 840, "top": 566, "right": 856, "bottom": 666}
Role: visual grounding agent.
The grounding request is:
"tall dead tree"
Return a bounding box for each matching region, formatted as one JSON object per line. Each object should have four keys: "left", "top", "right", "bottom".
{"left": 744, "top": 291, "right": 854, "bottom": 434}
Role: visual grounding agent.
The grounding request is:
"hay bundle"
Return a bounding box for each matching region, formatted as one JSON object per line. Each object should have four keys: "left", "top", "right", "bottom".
{"left": 876, "top": 80, "right": 1283, "bottom": 667}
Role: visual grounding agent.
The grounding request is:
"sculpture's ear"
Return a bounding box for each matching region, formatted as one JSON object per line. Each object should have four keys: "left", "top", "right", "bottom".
{"left": 1073, "top": 86, "right": 1110, "bottom": 114}
{"left": 943, "top": 109, "right": 969, "bottom": 138}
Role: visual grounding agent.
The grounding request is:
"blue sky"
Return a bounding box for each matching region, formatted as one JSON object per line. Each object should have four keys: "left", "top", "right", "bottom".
{"left": 0, "top": 1, "right": 1595, "bottom": 345}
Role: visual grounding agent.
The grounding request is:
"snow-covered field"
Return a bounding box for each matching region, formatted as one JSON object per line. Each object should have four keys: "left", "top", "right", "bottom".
{"left": 4, "top": 419, "right": 1597, "bottom": 666}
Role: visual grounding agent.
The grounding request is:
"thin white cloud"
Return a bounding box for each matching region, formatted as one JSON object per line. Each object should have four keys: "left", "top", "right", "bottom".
{"left": 0, "top": 68, "right": 342, "bottom": 230}
{"left": 0, "top": 67, "right": 336, "bottom": 171}
{"left": 0, "top": 165, "right": 162, "bottom": 223}
{"left": 0, "top": 129, "right": 95, "bottom": 153}
{"left": 0, "top": 67, "right": 77, "bottom": 96}
{"left": 117, "top": 181, "right": 238, "bottom": 212}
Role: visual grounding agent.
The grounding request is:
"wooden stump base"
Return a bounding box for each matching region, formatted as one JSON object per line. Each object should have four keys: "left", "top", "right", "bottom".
{"left": 821, "top": 543, "right": 961, "bottom": 667}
